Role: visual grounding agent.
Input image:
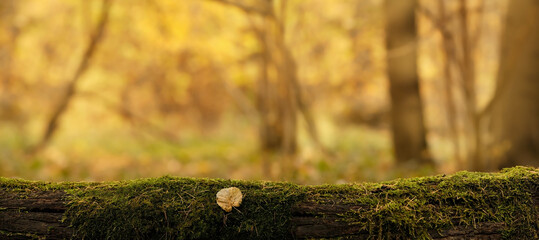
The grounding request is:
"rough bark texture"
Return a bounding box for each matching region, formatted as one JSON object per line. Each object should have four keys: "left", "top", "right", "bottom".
{"left": 0, "top": 191, "right": 72, "bottom": 239}
{"left": 490, "top": 0, "right": 539, "bottom": 169}
{"left": 1, "top": 167, "right": 537, "bottom": 239}
{"left": 385, "top": 0, "right": 432, "bottom": 166}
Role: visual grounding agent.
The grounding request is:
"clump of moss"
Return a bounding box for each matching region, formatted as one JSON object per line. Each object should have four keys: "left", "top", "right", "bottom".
{"left": 1, "top": 166, "right": 537, "bottom": 239}
{"left": 64, "top": 177, "right": 305, "bottom": 239}
{"left": 302, "top": 166, "right": 538, "bottom": 239}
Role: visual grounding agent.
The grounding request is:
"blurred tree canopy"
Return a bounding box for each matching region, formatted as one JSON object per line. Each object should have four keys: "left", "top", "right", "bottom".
{"left": 0, "top": 0, "right": 536, "bottom": 183}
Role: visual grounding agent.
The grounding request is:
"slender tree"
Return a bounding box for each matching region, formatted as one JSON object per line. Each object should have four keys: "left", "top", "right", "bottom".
{"left": 212, "top": 0, "right": 323, "bottom": 179}
{"left": 251, "top": 5, "right": 298, "bottom": 179}
{"left": 437, "top": 1, "right": 462, "bottom": 169}
{"left": 0, "top": 0, "right": 16, "bottom": 93}
{"left": 0, "top": 1, "right": 26, "bottom": 127}
{"left": 489, "top": 0, "right": 539, "bottom": 169}
{"left": 384, "top": 0, "right": 432, "bottom": 166}
{"left": 458, "top": 0, "right": 483, "bottom": 171}
{"left": 29, "top": 0, "right": 112, "bottom": 154}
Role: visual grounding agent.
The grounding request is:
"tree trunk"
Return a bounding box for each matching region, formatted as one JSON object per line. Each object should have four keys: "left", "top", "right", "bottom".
{"left": 0, "top": 0, "right": 26, "bottom": 127}
{"left": 490, "top": 0, "right": 539, "bottom": 169}
{"left": 252, "top": 15, "right": 297, "bottom": 179}
{"left": 244, "top": 2, "right": 298, "bottom": 179}
{"left": 385, "top": 0, "right": 432, "bottom": 166}
{"left": 458, "top": 0, "right": 483, "bottom": 171}
{"left": 0, "top": 0, "right": 17, "bottom": 93}
{"left": 438, "top": 0, "right": 463, "bottom": 169}
{"left": 28, "top": 0, "right": 112, "bottom": 154}
{"left": 1, "top": 167, "right": 537, "bottom": 239}
{"left": 213, "top": 0, "right": 326, "bottom": 179}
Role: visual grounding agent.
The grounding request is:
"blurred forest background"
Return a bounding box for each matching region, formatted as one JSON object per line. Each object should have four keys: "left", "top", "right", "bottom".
{"left": 0, "top": 0, "right": 537, "bottom": 183}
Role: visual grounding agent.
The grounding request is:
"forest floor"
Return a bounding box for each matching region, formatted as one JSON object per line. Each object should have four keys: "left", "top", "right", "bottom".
{"left": 0, "top": 116, "right": 454, "bottom": 184}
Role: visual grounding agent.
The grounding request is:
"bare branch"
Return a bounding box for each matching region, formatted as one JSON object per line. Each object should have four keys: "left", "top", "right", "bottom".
{"left": 206, "top": 0, "right": 271, "bottom": 16}
{"left": 28, "top": 0, "right": 113, "bottom": 154}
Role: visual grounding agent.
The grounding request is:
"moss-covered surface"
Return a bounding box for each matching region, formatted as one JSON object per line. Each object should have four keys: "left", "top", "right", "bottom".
{"left": 65, "top": 177, "right": 305, "bottom": 239}
{"left": 1, "top": 166, "right": 538, "bottom": 239}
{"left": 303, "top": 166, "right": 538, "bottom": 239}
{"left": 1, "top": 176, "right": 305, "bottom": 239}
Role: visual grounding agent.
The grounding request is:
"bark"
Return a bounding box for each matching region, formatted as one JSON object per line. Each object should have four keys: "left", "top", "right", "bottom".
{"left": 385, "top": 0, "right": 432, "bottom": 166}
{"left": 1, "top": 167, "right": 537, "bottom": 239}
{"left": 490, "top": 0, "right": 539, "bottom": 169}
{"left": 0, "top": 190, "right": 72, "bottom": 240}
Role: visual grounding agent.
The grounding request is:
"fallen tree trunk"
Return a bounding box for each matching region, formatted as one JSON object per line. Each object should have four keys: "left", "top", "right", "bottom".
{"left": 1, "top": 167, "right": 537, "bottom": 239}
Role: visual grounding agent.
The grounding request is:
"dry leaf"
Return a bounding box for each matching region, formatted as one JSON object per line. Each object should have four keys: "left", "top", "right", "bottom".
{"left": 216, "top": 187, "right": 242, "bottom": 212}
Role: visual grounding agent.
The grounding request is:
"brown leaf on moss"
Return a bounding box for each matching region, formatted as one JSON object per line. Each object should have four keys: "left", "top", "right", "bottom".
{"left": 216, "top": 187, "right": 242, "bottom": 212}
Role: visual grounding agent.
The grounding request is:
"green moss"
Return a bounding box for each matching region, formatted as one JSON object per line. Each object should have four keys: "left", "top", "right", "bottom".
{"left": 0, "top": 230, "right": 42, "bottom": 239}
{"left": 1, "top": 166, "right": 537, "bottom": 239}
{"left": 63, "top": 177, "right": 305, "bottom": 239}
{"left": 302, "top": 166, "right": 538, "bottom": 239}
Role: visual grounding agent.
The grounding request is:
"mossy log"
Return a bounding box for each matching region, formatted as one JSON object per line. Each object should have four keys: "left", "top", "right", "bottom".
{"left": 1, "top": 167, "right": 537, "bottom": 239}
